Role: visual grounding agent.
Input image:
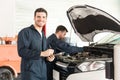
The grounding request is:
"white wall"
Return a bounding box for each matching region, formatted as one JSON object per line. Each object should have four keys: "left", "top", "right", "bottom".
{"left": 0, "top": 0, "right": 120, "bottom": 46}
{"left": 0, "top": 0, "right": 15, "bottom": 37}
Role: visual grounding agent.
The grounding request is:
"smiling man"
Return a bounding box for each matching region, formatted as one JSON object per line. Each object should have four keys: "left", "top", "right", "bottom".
{"left": 17, "top": 8, "right": 54, "bottom": 80}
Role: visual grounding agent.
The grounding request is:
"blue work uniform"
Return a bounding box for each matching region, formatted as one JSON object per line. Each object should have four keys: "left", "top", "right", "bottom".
{"left": 47, "top": 34, "right": 83, "bottom": 54}
{"left": 46, "top": 34, "right": 83, "bottom": 80}
{"left": 17, "top": 25, "right": 47, "bottom": 80}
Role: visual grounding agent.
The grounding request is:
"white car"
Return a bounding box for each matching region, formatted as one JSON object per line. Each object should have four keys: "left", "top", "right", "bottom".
{"left": 54, "top": 5, "right": 120, "bottom": 80}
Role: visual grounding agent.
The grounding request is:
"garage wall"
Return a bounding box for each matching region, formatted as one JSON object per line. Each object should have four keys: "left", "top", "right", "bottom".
{"left": 0, "top": 0, "right": 120, "bottom": 46}
{"left": 0, "top": 0, "right": 15, "bottom": 37}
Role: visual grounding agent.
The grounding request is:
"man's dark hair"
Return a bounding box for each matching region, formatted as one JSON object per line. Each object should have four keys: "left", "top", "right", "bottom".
{"left": 34, "top": 8, "right": 48, "bottom": 17}
{"left": 56, "top": 25, "right": 68, "bottom": 33}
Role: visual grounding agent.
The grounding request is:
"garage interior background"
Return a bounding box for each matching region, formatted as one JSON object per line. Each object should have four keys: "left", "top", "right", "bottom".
{"left": 0, "top": 0, "right": 120, "bottom": 46}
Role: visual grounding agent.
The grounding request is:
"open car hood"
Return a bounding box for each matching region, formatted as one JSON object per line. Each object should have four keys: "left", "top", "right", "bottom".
{"left": 67, "top": 5, "right": 120, "bottom": 42}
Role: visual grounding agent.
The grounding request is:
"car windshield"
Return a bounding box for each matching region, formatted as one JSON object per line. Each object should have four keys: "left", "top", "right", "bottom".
{"left": 96, "top": 33, "right": 120, "bottom": 44}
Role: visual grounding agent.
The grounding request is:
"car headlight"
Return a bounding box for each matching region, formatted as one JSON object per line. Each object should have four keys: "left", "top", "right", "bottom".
{"left": 77, "top": 61, "right": 105, "bottom": 72}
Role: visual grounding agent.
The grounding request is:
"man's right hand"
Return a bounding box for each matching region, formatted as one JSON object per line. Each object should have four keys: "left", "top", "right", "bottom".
{"left": 40, "top": 49, "right": 54, "bottom": 57}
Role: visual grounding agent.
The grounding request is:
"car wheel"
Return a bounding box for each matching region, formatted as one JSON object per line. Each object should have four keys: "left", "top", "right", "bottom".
{"left": 0, "top": 68, "right": 14, "bottom": 80}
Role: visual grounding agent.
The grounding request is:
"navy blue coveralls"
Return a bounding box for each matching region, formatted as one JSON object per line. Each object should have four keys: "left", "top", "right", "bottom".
{"left": 46, "top": 34, "right": 83, "bottom": 80}
{"left": 17, "top": 25, "right": 47, "bottom": 80}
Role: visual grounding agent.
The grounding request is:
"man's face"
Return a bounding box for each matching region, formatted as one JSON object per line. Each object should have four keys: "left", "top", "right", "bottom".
{"left": 34, "top": 12, "right": 47, "bottom": 27}
{"left": 59, "top": 31, "right": 67, "bottom": 39}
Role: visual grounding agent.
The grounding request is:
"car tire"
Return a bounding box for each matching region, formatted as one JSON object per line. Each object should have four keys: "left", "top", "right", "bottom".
{"left": 0, "top": 68, "right": 14, "bottom": 80}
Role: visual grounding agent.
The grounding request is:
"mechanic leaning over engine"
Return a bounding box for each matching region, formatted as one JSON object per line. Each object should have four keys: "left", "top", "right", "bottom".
{"left": 47, "top": 25, "right": 83, "bottom": 80}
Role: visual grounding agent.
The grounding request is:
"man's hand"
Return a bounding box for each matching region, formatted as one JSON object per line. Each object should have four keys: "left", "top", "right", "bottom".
{"left": 40, "top": 49, "right": 54, "bottom": 57}
{"left": 47, "top": 55, "right": 55, "bottom": 62}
